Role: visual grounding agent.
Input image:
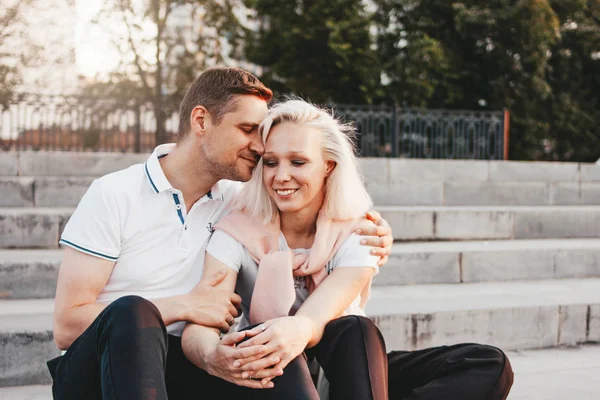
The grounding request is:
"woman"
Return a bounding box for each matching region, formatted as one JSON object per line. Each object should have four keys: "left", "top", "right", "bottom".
{"left": 183, "top": 97, "right": 389, "bottom": 400}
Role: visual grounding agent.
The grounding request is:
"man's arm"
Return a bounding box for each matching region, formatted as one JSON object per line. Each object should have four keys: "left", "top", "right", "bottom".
{"left": 53, "top": 247, "right": 239, "bottom": 350}
{"left": 52, "top": 247, "right": 112, "bottom": 350}
{"left": 355, "top": 210, "right": 393, "bottom": 266}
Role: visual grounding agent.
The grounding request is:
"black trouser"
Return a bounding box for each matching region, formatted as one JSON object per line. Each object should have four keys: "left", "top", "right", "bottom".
{"left": 387, "top": 343, "right": 514, "bottom": 400}
{"left": 47, "top": 295, "right": 388, "bottom": 400}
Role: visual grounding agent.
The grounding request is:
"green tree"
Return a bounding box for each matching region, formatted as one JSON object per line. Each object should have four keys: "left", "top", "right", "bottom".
{"left": 543, "top": 0, "right": 600, "bottom": 161}
{"left": 374, "top": 0, "right": 562, "bottom": 160}
{"left": 242, "top": 0, "right": 381, "bottom": 104}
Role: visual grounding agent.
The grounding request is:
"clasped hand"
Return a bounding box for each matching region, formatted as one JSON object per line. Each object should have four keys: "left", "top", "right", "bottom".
{"left": 233, "top": 316, "right": 314, "bottom": 387}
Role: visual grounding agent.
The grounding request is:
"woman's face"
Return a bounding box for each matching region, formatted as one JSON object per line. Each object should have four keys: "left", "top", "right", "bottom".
{"left": 262, "top": 122, "right": 332, "bottom": 215}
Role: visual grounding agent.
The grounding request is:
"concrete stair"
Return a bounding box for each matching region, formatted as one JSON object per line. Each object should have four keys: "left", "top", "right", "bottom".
{"left": 4, "top": 205, "right": 600, "bottom": 249}
{"left": 3, "top": 239, "right": 600, "bottom": 299}
{"left": 2, "top": 278, "right": 599, "bottom": 386}
{"left": 2, "top": 150, "right": 600, "bottom": 390}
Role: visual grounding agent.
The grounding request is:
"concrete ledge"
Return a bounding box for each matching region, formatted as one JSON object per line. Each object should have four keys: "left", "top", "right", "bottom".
{"left": 375, "top": 206, "right": 600, "bottom": 241}
{"left": 374, "top": 239, "right": 600, "bottom": 285}
{"left": 0, "top": 178, "right": 34, "bottom": 207}
{"left": 0, "top": 208, "right": 72, "bottom": 248}
{"left": 17, "top": 151, "right": 147, "bottom": 177}
{"left": 0, "top": 153, "right": 18, "bottom": 176}
{"left": 0, "top": 177, "right": 94, "bottom": 207}
{"left": 0, "top": 250, "right": 62, "bottom": 299}
{"left": 367, "top": 278, "right": 600, "bottom": 351}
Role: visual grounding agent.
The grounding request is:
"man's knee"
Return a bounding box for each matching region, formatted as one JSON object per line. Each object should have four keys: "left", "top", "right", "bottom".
{"left": 102, "top": 295, "right": 165, "bottom": 332}
{"left": 484, "top": 346, "right": 514, "bottom": 400}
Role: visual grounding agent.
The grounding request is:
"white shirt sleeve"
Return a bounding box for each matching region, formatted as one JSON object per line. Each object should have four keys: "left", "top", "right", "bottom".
{"left": 59, "top": 178, "right": 121, "bottom": 261}
{"left": 206, "top": 229, "right": 246, "bottom": 272}
{"left": 330, "top": 233, "right": 380, "bottom": 274}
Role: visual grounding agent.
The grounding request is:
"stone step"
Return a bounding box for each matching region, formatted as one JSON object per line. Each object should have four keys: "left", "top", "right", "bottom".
{"left": 0, "top": 250, "right": 62, "bottom": 299}
{"left": 0, "top": 208, "right": 72, "bottom": 249}
{"left": 0, "top": 299, "right": 56, "bottom": 387}
{"left": 2, "top": 278, "right": 600, "bottom": 386}
{"left": 368, "top": 180, "right": 600, "bottom": 206}
{"left": 376, "top": 238, "right": 600, "bottom": 285}
{"left": 0, "top": 385, "right": 51, "bottom": 399}
{"left": 4, "top": 151, "right": 600, "bottom": 182}
{"left": 366, "top": 278, "right": 600, "bottom": 353}
{"left": 0, "top": 151, "right": 146, "bottom": 177}
{"left": 0, "top": 177, "right": 95, "bottom": 207}
{"left": 4, "top": 175, "right": 600, "bottom": 208}
{"left": 3, "top": 205, "right": 600, "bottom": 248}
{"left": 4, "top": 344, "right": 600, "bottom": 399}
{"left": 4, "top": 239, "right": 600, "bottom": 299}
{"left": 376, "top": 205, "right": 600, "bottom": 241}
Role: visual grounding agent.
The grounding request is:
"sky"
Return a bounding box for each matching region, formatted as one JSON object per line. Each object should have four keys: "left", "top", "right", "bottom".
{"left": 75, "top": 0, "right": 122, "bottom": 77}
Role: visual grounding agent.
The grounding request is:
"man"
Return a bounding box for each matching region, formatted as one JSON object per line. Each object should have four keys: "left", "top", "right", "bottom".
{"left": 48, "top": 67, "right": 393, "bottom": 399}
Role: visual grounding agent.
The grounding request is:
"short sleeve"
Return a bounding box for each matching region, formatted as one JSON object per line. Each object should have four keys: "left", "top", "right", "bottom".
{"left": 59, "top": 179, "right": 121, "bottom": 261}
{"left": 206, "top": 230, "right": 245, "bottom": 272}
{"left": 330, "top": 233, "right": 379, "bottom": 274}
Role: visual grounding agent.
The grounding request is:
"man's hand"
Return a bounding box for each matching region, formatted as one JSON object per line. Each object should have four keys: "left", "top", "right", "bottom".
{"left": 235, "top": 316, "right": 313, "bottom": 386}
{"left": 181, "top": 269, "right": 242, "bottom": 332}
{"left": 355, "top": 210, "right": 393, "bottom": 266}
{"left": 203, "top": 331, "right": 276, "bottom": 389}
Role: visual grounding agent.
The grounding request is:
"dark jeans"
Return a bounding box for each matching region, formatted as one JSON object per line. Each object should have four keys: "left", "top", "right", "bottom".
{"left": 47, "top": 295, "right": 388, "bottom": 400}
{"left": 387, "top": 343, "right": 514, "bottom": 400}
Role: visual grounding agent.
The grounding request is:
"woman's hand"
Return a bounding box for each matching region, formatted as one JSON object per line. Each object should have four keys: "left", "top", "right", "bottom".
{"left": 355, "top": 210, "right": 393, "bottom": 266}
{"left": 234, "top": 316, "right": 314, "bottom": 385}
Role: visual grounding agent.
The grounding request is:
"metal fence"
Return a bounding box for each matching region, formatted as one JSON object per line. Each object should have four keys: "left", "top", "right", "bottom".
{"left": 1, "top": 95, "right": 508, "bottom": 159}
{"left": 333, "top": 104, "right": 507, "bottom": 160}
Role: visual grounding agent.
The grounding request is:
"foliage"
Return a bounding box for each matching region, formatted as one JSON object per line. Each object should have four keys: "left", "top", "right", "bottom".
{"left": 242, "top": 0, "right": 382, "bottom": 104}
{"left": 373, "top": 0, "right": 600, "bottom": 161}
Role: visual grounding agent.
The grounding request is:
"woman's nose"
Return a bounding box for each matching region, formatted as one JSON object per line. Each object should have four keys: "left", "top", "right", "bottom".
{"left": 275, "top": 166, "right": 291, "bottom": 182}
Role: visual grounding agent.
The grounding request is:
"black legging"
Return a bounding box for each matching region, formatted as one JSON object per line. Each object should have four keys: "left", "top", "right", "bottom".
{"left": 47, "top": 295, "right": 389, "bottom": 400}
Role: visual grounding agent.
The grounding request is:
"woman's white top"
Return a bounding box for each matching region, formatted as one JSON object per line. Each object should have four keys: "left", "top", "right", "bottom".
{"left": 206, "top": 230, "right": 379, "bottom": 330}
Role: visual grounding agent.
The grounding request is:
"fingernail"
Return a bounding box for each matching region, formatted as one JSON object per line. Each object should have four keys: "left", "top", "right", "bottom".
{"left": 355, "top": 229, "right": 361, "bottom": 234}
{"left": 242, "top": 372, "right": 249, "bottom": 379}
{"left": 233, "top": 360, "right": 240, "bottom": 368}
{"left": 371, "top": 249, "right": 377, "bottom": 255}
{"left": 361, "top": 239, "right": 367, "bottom": 245}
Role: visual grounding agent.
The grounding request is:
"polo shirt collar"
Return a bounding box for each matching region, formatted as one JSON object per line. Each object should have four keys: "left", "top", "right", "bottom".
{"left": 144, "top": 143, "right": 225, "bottom": 201}
{"left": 145, "top": 143, "right": 176, "bottom": 194}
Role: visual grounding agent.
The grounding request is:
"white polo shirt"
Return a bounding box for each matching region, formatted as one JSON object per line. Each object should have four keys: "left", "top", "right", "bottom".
{"left": 59, "top": 143, "right": 242, "bottom": 336}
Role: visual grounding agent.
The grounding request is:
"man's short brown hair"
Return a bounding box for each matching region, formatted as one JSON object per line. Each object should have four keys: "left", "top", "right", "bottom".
{"left": 178, "top": 67, "right": 273, "bottom": 138}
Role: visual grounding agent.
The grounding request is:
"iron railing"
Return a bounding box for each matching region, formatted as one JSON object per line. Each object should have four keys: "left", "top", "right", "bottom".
{"left": 1, "top": 95, "right": 507, "bottom": 159}
{"left": 333, "top": 104, "right": 507, "bottom": 160}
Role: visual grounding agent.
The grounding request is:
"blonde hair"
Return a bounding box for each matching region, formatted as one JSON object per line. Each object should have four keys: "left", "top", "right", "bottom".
{"left": 233, "top": 97, "right": 373, "bottom": 222}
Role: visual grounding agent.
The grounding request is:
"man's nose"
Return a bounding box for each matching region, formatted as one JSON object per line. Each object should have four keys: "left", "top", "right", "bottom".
{"left": 249, "top": 133, "right": 265, "bottom": 156}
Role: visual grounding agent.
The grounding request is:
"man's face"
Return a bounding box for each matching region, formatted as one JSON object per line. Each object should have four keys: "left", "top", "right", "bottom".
{"left": 202, "top": 95, "right": 268, "bottom": 182}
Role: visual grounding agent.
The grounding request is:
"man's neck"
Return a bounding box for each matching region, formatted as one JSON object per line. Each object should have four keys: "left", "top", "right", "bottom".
{"left": 159, "top": 144, "right": 218, "bottom": 211}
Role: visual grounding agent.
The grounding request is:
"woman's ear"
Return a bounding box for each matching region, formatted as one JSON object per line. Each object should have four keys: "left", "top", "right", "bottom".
{"left": 325, "top": 160, "right": 336, "bottom": 177}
